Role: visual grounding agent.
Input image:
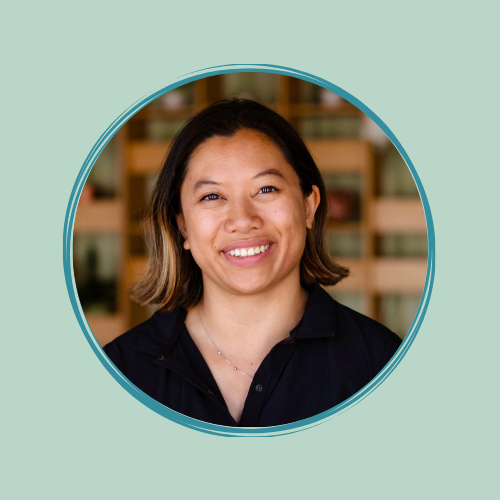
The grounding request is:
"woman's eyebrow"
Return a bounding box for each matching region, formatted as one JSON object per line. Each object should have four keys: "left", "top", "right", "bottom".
{"left": 193, "top": 169, "right": 284, "bottom": 192}
{"left": 193, "top": 179, "right": 220, "bottom": 192}
{"left": 253, "top": 168, "right": 284, "bottom": 180}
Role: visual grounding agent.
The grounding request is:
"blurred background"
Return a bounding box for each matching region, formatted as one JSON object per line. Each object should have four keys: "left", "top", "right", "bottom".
{"left": 73, "top": 73, "right": 428, "bottom": 346}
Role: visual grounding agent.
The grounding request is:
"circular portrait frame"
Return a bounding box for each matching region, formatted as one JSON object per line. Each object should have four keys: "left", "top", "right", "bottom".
{"left": 63, "top": 63, "right": 435, "bottom": 437}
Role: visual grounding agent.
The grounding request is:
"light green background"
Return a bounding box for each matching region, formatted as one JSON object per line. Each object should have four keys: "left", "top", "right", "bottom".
{"left": 2, "top": 1, "right": 498, "bottom": 498}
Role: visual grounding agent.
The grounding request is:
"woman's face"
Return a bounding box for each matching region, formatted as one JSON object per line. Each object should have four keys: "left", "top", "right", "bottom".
{"left": 176, "top": 129, "right": 320, "bottom": 297}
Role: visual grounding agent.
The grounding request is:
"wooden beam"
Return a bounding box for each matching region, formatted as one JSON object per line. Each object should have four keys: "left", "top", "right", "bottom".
{"left": 371, "top": 198, "right": 427, "bottom": 233}
{"left": 129, "top": 139, "right": 373, "bottom": 175}
{"left": 308, "top": 139, "right": 371, "bottom": 172}
{"left": 128, "top": 141, "right": 170, "bottom": 174}
{"left": 74, "top": 200, "right": 125, "bottom": 233}
{"left": 371, "top": 258, "right": 427, "bottom": 292}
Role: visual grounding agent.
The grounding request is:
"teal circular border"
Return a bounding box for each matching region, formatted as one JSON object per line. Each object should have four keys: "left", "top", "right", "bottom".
{"left": 63, "top": 64, "right": 435, "bottom": 437}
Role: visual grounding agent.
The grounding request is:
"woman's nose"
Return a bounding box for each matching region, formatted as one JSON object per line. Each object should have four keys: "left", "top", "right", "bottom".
{"left": 224, "top": 198, "right": 263, "bottom": 234}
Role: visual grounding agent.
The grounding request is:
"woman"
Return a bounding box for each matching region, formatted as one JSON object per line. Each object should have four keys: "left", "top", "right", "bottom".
{"left": 104, "top": 98, "right": 401, "bottom": 427}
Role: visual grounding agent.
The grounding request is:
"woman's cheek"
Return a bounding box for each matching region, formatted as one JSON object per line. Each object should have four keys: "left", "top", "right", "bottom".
{"left": 193, "top": 212, "right": 222, "bottom": 247}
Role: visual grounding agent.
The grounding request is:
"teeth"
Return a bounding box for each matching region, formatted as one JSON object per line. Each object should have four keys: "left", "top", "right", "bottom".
{"left": 227, "top": 244, "right": 270, "bottom": 258}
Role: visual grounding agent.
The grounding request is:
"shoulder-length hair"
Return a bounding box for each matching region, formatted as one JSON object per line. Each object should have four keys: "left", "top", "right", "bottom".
{"left": 133, "top": 98, "right": 349, "bottom": 311}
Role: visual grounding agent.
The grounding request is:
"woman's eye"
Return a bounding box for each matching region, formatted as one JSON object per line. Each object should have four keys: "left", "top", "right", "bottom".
{"left": 259, "top": 186, "right": 279, "bottom": 194}
{"left": 200, "top": 193, "right": 221, "bottom": 201}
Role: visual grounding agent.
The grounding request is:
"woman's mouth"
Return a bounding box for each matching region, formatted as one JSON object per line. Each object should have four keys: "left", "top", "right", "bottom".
{"left": 221, "top": 241, "right": 274, "bottom": 267}
{"left": 226, "top": 244, "right": 270, "bottom": 258}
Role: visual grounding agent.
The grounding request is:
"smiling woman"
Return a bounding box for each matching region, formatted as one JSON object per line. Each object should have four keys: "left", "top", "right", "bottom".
{"left": 103, "top": 99, "right": 402, "bottom": 427}
{"left": 176, "top": 130, "right": 321, "bottom": 297}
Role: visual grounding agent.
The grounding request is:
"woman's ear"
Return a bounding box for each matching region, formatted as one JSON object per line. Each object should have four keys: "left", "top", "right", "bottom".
{"left": 176, "top": 214, "right": 190, "bottom": 250}
{"left": 305, "top": 185, "right": 321, "bottom": 229}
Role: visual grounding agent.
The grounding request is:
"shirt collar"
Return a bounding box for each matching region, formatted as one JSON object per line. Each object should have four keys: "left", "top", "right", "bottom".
{"left": 131, "top": 307, "right": 187, "bottom": 356}
{"left": 132, "top": 283, "right": 336, "bottom": 356}
{"left": 290, "top": 283, "right": 336, "bottom": 340}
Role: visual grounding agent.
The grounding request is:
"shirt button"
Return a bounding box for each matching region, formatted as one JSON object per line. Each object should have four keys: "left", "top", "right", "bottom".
{"left": 255, "top": 384, "right": 263, "bottom": 392}
{"left": 207, "top": 389, "right": 214, "bottom": 395}
{"left": 159, "top": 354, "right": 165, "bottom": 360}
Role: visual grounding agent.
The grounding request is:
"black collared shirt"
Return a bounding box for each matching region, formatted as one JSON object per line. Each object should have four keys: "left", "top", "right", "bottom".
{"left": 103, "top": 284, "right": 402, "bottom": 427}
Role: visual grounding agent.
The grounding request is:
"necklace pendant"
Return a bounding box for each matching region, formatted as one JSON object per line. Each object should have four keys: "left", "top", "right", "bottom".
{"left": 197, "top": 304, "right": 254, "bottom": 379}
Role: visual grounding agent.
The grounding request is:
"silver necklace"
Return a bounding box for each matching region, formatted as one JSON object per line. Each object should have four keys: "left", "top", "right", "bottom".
{"left": 197, "top": 304, "right": 253, "bottom": 379}
{"left": 196, "top": 292, "right": 309, "bottom": 380}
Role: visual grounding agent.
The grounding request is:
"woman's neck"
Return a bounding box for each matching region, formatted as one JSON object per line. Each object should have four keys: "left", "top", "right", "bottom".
{"left": 195, "top": 276, "right": 308, "bottom": 351}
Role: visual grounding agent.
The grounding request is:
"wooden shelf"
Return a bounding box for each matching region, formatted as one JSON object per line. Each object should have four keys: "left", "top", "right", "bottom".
{"left": 309, "top": 139, "right": 371, "bottom": 172}
{"left": 327, "top": 199, "right": 427, "bottom": 234}
{"left": 82, "top": 75, "right": 430, "bottom": 340}
{"left": 128, "top": 139, "right": 374, "bottom": 176}
{"left": 74, "top": 200, "right": 125, "bottom": 233}
{"left": 371, "top": 258, "right": 427, "bottom": 293}
{"left": 326, "top": 257, "right": 427, "bottom": 294}
{"left": 371, "top": 198, "right": 427, "bottom": 233}
{"left": 128, "top": 141, "right": 170, "bottom": 175}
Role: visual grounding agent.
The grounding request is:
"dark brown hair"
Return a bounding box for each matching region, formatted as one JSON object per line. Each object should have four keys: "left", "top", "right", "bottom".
{"left": 133, "top": 98, "right": 348, "bottom": 311}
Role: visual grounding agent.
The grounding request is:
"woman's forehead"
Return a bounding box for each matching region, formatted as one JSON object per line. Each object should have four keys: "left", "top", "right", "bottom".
{"left": 185, "top": 129, "right": 293, "bottom": 181}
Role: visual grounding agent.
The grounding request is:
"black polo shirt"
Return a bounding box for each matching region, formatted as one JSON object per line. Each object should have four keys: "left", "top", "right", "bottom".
{"left": 103, "top": 284, "right": 402, "bottom": 427}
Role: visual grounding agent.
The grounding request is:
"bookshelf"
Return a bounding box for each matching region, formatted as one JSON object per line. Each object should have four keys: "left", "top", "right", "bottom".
{"left": 73, "top": 134, "right": 128, "bottom": 347}
{"left": 74, "top": 74, "right": 428, "bottom": 344}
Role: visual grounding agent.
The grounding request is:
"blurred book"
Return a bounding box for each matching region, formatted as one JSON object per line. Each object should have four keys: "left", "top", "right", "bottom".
{"left": 361, "top": 116, "right": 390, "bottom": 149}
{"left": 301, "top": 116, "right": 361, "bottom": 138}
{"left": 151, "top": 82, "right": 194, "bottom": 109}
{"left": 328, "top": 291, "right": 365, "bottom": 315}
{"left": 326, "top": 231, "right": 362, "bottom": 258}
{"left": 318, "top": 88, "right": 345, "bottom": 108}
{"left": 85, "top": 137, "right": 118, "bottom": 199}
{"left": 73, "top": 234, "right": 120, "bottom": 314}
{"left": 326, "top": 189, "right": 360, "bottom": 221}
{"left": 379, "top": 143, "right": 418, "bottom": 196}
{"left": 377, "top": 235, "right": 428, "bottom": 257}
{"left": 222, "top": 73, "right": 277, "bottom": 103}
{"left": 146, "top": 118, "right": 187, "bottom": 142}
{"left": 323, "top": 173, "right": 361, "bottom": 221}
{"left": 379, "top": 294, "right": 422, "bottom": 339}
{"left": 299, "top": 80, "right": 319, "bottom": 103}
{"left": 298, "top": 81, "right": 345, "bottom": 107}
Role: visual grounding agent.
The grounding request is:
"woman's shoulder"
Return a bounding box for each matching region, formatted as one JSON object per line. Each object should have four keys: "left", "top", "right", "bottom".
{"left": 331, "top": 296, "right": 402, "bottom": 366}
{"left": 335, "top": 299, "right": 399, "bottom": 340}
{"left": 307, "top": 284, "right": 400, "bottom": 358}
{"left": 102, "top": 307, "right": 187, "bottom": 369}
{"left": 308, "top": 284, "right": 400, "bottom": 344}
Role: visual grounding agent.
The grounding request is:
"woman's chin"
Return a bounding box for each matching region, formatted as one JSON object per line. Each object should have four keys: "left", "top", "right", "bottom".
{"left": 203, "top": 258, "right": 301, "bottom": 297}
{"left": 218, "top": 270, "right": 295, "bottom": 297}
{"left": 224, "top": 279, "right": 272, "bottom": 296}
